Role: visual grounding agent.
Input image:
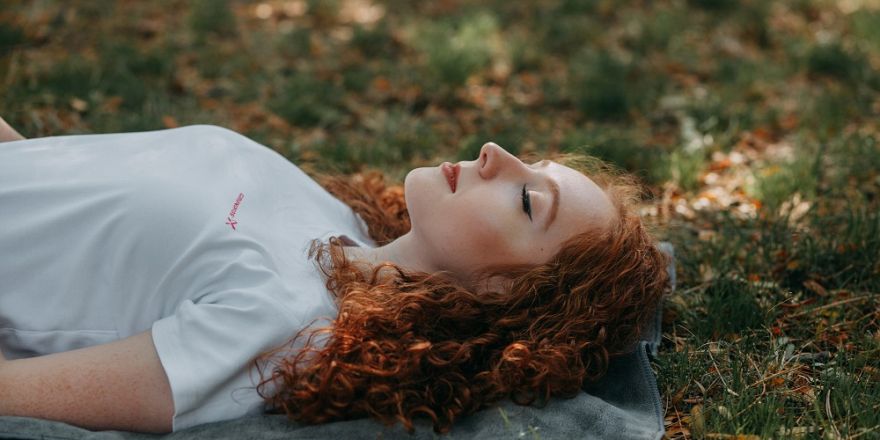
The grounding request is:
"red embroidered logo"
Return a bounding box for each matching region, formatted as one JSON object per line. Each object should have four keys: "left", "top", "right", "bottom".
{"left": 226, "top": 192, "right": 244, "bottom": 231}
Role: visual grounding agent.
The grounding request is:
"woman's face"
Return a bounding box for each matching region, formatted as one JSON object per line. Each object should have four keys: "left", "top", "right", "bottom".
{"left": 404, "top": 142, "right": 617, "bottom": 284}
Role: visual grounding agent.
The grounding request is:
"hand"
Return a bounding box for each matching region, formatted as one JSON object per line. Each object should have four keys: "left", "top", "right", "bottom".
{"left": 0, "top": 116, "right": 25, "bottom": 142}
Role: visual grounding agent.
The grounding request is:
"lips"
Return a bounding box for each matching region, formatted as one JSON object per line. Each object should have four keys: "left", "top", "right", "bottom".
{"left": 441, "top": 162, "right": 460, "bottom": 193}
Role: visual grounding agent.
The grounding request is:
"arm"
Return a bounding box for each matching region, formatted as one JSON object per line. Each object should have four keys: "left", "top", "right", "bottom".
{"left": 0, "top": 116, "right": 25, "bottom": 142}
{"left": 0, "top": 330, "right": 174, "bottom": 433}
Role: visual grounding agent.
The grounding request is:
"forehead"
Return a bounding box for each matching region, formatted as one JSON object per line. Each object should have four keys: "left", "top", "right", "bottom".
{"left": 545, "top": 162, "right": 616, "bottom": 237}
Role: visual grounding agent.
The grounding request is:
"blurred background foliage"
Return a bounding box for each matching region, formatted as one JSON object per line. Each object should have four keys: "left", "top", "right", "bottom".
{"left": 1, "top": 0, "right": 879, "bottom": 438}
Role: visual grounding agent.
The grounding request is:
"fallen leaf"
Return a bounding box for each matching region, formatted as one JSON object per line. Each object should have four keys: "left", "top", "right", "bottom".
{"left": 803, "top": 280, "right": 828, "bottom": 296}
{"left": 162, "top": 115, "right": 179, "bottom": 128}
{"left": 70, "top": 97, "right": 88, "bottom": 112}
{"left": 372, "top": 76, "right": 391, "bottom": 93}
{"left": 102, "top": 96, "right": 124, "bottom": 112}
{"left": 862, "top": 366, "right": 880, "bottom": 381}
{"left": 780, "top": 113, "right": 799, "bottom": 131}
{"left": 690, "top": 404, "right": 705, "bottom": 438}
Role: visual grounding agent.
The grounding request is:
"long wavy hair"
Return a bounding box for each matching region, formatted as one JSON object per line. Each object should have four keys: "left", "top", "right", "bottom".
{"left": 253, "top": 153, "right": 671, "bottom": 433}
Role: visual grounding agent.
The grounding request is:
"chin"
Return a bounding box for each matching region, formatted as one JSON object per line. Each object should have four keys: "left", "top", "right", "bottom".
{"left": 402, "top": 167, "right": 425, "bottom": 209}
{"left": 404, "top": 167, "right": 440, "bottom": 195}
{"left": 403, "top": 167, "right": 441, "bottom": 229}
{"left": 402, "top": 167, "right": 423, "bottom": 199}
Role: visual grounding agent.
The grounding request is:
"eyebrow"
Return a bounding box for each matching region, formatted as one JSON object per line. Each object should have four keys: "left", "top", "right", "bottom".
{"left": 543, "top": 175, "right": 560, "bottom": 232}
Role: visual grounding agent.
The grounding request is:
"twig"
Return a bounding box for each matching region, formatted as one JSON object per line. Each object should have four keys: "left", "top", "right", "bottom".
{"left": 825, "top": 387, "right": 842, "bottom": 440}
{"left": 674, "top": 405, "right": 691, "bottom": 440}
{"left": 497, "top": 407, "right": 511, "bottom": 429}
{"left": 703, "top": 342, "right": 740, "bottom": 397}
{"left": 745, "top": 355, "right": 767, "bottom": 397}
{"left": 828, "top": 310, "right": 874, "bottom": 329}
{"left": 789, "top": 351, "right": 831, "bottom": 363}
{"left": 786, "top": 295, "right": 874, "bottom": 319}
{"left": 676, "top": 281, "right": 713, "bottom": 296}
{"left": 850, "top": 425, "right": 880, "bottom": 440}
{"left": 743, "top": 363, "right": 810, "bottom": 390}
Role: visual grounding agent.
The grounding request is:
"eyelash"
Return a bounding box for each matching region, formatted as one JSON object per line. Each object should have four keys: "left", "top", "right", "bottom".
{"left": 521, "top": 184, "right": 532, "bottom": 221}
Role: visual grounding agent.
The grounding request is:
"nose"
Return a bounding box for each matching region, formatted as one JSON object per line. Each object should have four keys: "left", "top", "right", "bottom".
{"left": 477, "top": 142, "right": 526, "bottom": 180}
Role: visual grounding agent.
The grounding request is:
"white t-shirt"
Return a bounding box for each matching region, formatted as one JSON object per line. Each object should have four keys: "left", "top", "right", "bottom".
{"left": 0, "top": 125, "right": 376, "bottom": 431}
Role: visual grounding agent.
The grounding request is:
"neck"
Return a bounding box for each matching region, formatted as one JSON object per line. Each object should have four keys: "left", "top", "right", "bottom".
{"left": 341, "top": 231, "right": 439, "bottom": 277}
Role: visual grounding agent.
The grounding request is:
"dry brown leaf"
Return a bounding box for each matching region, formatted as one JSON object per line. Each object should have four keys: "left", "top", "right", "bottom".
{"left": 101, "top": 96, "right": 124, "bottom": 113}
{"left": 803, "top": 280, "right": 829, "bottom": 296}
{"left": 69, "top": 98, "right": 88, "bottom": 112}
{"left": 690, "top": 404, "right": 705, "bottom": 438}
{"left": 162, "top": 115, "right": 179, "bottom": 128}
{"left": 372, "top": 76, "right": 391, "bottom": 93}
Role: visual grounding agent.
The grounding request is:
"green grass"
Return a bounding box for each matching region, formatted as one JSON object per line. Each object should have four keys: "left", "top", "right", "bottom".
{"left": 271, "top": 70, "right": 346, "bottom": 128}
{"left": 0, "top": 21, "right": 25, "bottom": 55}
{"left": 190, "top": 0, "right": 237, "bottom": 41}
{"left": 414, "top": 11, "right": 498, "bottom": 92}
{"left": 1, "top": 1, "right": 878, "bottom": 437}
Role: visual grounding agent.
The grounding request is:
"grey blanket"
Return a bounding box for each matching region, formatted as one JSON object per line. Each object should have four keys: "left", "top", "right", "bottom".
{"left": 0, "top": 243, "right": 675, "bottom": 440}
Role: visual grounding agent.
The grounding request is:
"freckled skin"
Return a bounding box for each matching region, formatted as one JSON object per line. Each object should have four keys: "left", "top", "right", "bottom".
{"left": 403, "top": 142, "right": 616, "bottom": 284}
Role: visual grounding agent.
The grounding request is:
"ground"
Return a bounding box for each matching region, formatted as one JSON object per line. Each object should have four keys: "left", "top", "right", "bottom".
{"left": 1, "top": 1, "right": 878, "bottom": 438}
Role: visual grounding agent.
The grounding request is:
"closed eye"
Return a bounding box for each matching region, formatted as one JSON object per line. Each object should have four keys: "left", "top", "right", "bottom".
{"left": 521, "top": 184, "right": 532, "bottom": 221}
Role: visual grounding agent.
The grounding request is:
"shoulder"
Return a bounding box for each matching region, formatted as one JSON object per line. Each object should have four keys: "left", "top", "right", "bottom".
{"left": 168, "top": 124, "right": 240, "bottom": 137}
{"left": 168, "top": 125, "right": 280, "bottom": 163}
{"left": 143, "top": 125, "right": 253, "bottom": 151}
{"left": 172, "top": 125, "right": 259, "bottom": 145}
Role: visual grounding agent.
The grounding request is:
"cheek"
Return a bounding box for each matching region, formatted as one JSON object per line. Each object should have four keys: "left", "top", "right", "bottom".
{"left": 458, "top": 217, "right": 502, "bottom": 248}
{"left": 449, "top": 203, "right": 514, "bottom": 259}
{"left": 408, "top": 177, "right": 520, "bottom": 266}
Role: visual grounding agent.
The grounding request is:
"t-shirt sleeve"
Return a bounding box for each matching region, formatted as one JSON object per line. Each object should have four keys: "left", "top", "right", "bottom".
{"left": 150, "top": 258, "right": 314, "bottom": 432}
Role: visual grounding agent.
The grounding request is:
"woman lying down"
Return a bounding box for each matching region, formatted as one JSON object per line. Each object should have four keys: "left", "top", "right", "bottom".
{"left": 0, "top": 117, "right": 670, "bottom": 434}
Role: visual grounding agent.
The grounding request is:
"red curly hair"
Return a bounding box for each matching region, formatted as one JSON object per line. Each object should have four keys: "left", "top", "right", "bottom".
{"left": 253, "top": 154, "right": 670, "bottom": 433}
